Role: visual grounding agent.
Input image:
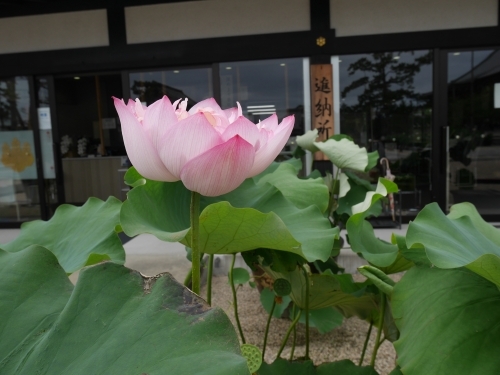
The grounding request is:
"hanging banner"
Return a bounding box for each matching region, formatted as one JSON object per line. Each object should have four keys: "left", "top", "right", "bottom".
{"left": 311, "top": 64, "right": 334, "bottom": 160}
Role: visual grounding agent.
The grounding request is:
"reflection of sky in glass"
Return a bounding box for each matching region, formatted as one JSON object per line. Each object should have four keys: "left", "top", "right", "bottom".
{"left": 220, "top": 58, "right": 304, "bottom": 120}
{"left": 339, "top": 50, "right": 432, "bottom": 108}
{"left": 0, "top": 77, "right": 31, "bottom": 128}
{"left": 447, "top": 50, "right": 494, "bottom": 82}
{"left": 129, "top": 68, "right": 212, "bottom": 105}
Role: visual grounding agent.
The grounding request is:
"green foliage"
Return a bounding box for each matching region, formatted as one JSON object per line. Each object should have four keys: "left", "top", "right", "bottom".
{"left": 2, "top": 197, "right": 124, "bottom": 274}
{"left": 393, "top": 267, "right": 500, "bottom": 375}
{"left": 406, "top": 202, "right": 500, "bottom": 286}
{"left": 346, "top": 179, "right": 399, "bottom": 267}
{"left": 264, "top": 266, "right": 378, "bottom": 320}
{"left": 231, "top": 268, "right": 251, "bottom": 285}
{"left": 0, "top": 247, "right": 249, "bottom": 375}
{"left": 121, "top": 169, "right": 337, "bottom": 262}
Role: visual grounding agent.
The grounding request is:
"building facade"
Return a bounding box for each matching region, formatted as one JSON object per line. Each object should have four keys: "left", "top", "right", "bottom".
{"left": 1, "top": 0, "right": 499, "bottom": 227}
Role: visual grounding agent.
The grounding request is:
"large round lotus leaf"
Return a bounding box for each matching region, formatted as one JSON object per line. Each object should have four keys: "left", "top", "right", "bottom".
{"left": 406, "top": 202, "right": 500, "bottom": 286}
{"left": 0, "top": 246, "right": 249, "bottom": 375}
{"left": 393, "top": 267, "right": 500, "bottom": 375}
{"left": 258, "top": 358, "right": 379, "bottom": 374}
{"left": 121, "top": 167, "right": 337, "bottom": 262}
{"left": 1, "top": 197, "right": 124, "bottom": 274}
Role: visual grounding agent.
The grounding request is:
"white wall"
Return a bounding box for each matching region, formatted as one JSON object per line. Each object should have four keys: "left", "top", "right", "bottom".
{"left": 330, "top": 0, "right": 498, "bottom": 36}
{"left": 0, "top": 10, "right": 109, "bottom": 54}
{"left": 125, "top": 0, "right": 310, "bottom": 44}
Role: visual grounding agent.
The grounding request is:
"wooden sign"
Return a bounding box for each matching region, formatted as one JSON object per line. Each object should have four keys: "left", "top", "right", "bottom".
{"left": 311, "top": 64, "right": 334, "bottom": 160}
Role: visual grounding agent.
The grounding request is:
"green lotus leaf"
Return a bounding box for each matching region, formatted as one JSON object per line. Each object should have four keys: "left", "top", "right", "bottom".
{"left": 121, "top": 168, "right": 337, "bottom": 262}
{"left": 365, "top": 151, "right": 380, "bottom": 172}
{"left": 296, "top": 129, "right": 320, "bottom": 153}
{"left": 338, "top": 172, "right": 351, "bottom": 198}
{"left": 265, "top": 267, "right": 377, "bottom": 320}
{"left": 0, "top": 246, "right": 249, "bottom": 375}
{"left": 351, "top": 178, "right": 398, "bottom": 216}
{"left": 256, "top": 162, "right": 329, "bottom": 212}
{"left": 258, "top": 358, "right": 379, "bottom": 375}
{"left": 314, "top": 138, "right": 369, "bottom": 171}
{"left": 260, "top": 288, "right": 292, "bottom": 318}
{"left": 391, "top": 233, "right": 430, "bottom": 268}
{"left": 183, "top": 202, "right": 304, "bottom": 258}
{"left": 346, "top": 178, "right": 399, "bottom": 267}
{"left": 254, "top": 158, "right": 303, "bottom": 178}
{"left": 231, "top": 267, "right": 251, "bottom": 285}
{"left": 406, "top": 202, "right": 500, "bottom": 286}
{"left": 297, "top": 306, "right": 344, "bottom": 334}
{"left": 393, "top": 267, "right": 500, "bottom": 375}
{"left": 2, "top": 197, "right": 124, "bottom": 274}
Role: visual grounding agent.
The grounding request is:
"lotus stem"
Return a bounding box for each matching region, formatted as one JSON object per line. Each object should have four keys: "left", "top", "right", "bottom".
{"left": 370, "top": 294, "right": 386, "bottom": 367}
{"left": 359, "top": 320, "right": 373, "bottom": 365}
{"left": 302, "top": 265, "right": 311, "bottom": 360}
{"left": 190, "top": 191, "right": 201, "bottom": 295}
{"left": 207, "top": 254, "right": 214, "bottom": 305}
{"left": 262, "top": 297, "right": 276, "bottom": 360}
{"left": 290, "top": 303, "right": 297, "bottom": 361}
{"left": 276, "top": 308, "right": 302, "bottom": 358}
{"left": 229, "top": 254, "right": 246, "bottom": 343}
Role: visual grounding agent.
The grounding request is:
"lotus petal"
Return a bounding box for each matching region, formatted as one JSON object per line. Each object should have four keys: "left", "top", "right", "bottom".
{"left": 222, "top": 116, "right": 260, "bottom": 147}
{"left": 159, "top": 113, "right": 222, "bottom": 178}
{"left": 249, "top": 115, "right": 294, "bottom": 177}
{"left": 180, "top": 136, "right": 255, "bottom": 196}
{"left": 142, "top": 96, "right": 178, "bottom": 150}
{"left": 113, "top": 98, "right": 177, "bottom": 181}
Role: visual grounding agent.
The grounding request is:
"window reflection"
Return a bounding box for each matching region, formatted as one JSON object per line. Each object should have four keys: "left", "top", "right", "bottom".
{"left": 0, "top": 77, "right": 41, "bottom": 222}
{"left": 129, "top": 68, "right": 213, "bottom": 108}
{"left": 220, "top": 58, "right": 305, "bottom": 136}
{"left": 447, "top": 49, "right": 500, "bottom": 215}
{"left": 339, "top": 50, "right": 433, "bottom": 217}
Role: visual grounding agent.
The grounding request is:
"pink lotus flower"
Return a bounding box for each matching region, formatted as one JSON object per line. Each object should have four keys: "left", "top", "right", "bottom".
{"left": 113, "top": 96, "right": 294, "bottom": 196}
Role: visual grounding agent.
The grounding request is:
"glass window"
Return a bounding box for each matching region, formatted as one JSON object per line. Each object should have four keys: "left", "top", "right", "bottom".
{"left": 0, "top": 76, "right": 41, "bottom": 222}
{"left": 129, "top": 68, "right": 213, "bottom": 107}
{"left": 338, "top": 50, "right": 433, "bottom": 218}
{"left": 220, "top": 58, "right": 306, "bottom": 161}
{"left": 447, "top": 49, "right": 500, "bottom": 215}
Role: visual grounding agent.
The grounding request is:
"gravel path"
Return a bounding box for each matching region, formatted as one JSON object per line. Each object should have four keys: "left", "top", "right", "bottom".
{"left": 202, "top": 275, "right": 398, "bottom": 375}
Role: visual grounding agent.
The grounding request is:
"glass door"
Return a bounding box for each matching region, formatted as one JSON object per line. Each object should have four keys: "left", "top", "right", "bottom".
{"left": 447, "top": 49, "right": 500, "bottom": 216}
{"left": 0, "top": 76, "right": 41, "bottom": 223}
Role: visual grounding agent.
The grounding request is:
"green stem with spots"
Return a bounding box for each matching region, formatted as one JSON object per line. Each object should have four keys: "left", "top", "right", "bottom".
{"left": 190, "top": 191, "right": 201, "bottom": 295}
{"left": 206, "top": 254, "right": 214, "bottom": 305}
{"left": 276, "top": 308, "right": 302, "bottom": 358}
{"left": 370, "top": 294, "right": 386, "bottom": 367}
{"left": 262, "top": 297, "right": 276, "bottom": 360}
{"left": 290, "top": 303, "right": 297, "bottom": 361}
{"left": 302, "top": 265, "right": 311, "bottom": 360}
{"left": 359, "top": 320, "right": 373, "bottom": 366}
{"left": 229, "top": 254, "right": 246, "bottom": 343}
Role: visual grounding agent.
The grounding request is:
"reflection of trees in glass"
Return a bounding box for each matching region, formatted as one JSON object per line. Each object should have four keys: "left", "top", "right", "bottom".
{"left": 130, "top": 80, "right": 196, "bottom": 108}
{"left": 341, "top": 51, "right": 433, "bottom": 188}
{"left": 342, "top": 52, "right": 432, "bottom": 116}
{"left": 0, "top": 79, "right": 26, "bottom": 129}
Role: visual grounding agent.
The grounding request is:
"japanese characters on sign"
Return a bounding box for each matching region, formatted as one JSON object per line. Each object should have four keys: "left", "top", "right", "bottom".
{"left": 311, "top": 64, "right": 334, "bottom": 160}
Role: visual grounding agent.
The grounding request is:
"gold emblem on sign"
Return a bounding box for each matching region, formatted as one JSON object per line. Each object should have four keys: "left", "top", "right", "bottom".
{"left": 316, "top": 36, "right": 326, "bottom": 47}
{"left": 1, "top": 138, "right": 35, "bottom": 172}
